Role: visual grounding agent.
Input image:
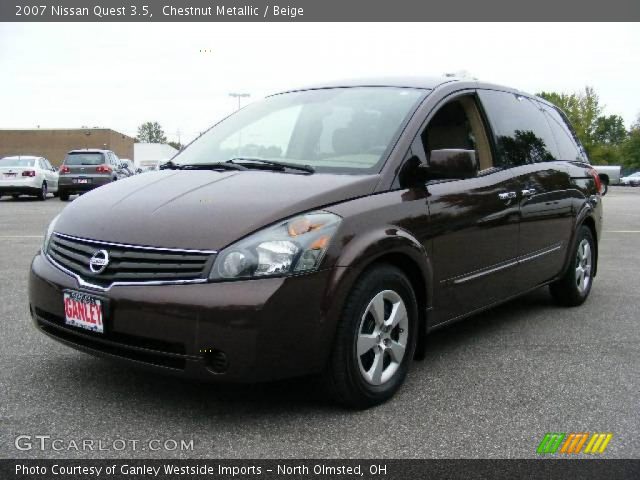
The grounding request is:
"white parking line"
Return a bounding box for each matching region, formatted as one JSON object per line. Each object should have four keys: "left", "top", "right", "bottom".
{"left": 0, "top": 235, "right": 43, "bottom": 238}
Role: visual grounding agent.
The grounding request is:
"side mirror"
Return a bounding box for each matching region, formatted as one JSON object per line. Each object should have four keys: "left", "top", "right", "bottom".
{"left": 427, "top": 149, "right": 478, "bottom": 180}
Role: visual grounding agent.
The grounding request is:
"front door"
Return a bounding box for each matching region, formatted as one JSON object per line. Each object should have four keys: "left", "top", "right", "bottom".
{"left": 417, "top": 94, "right": 520, "bottom": 324}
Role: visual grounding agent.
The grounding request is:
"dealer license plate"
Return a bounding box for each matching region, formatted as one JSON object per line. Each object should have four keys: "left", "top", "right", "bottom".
{"left": 63, "top": 290, "right": 104, "bottom": 333}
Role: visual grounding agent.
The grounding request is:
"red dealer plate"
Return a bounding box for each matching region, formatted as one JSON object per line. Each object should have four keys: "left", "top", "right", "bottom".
{"left": 63, "top": 290, "right": 104, "bottom": 333}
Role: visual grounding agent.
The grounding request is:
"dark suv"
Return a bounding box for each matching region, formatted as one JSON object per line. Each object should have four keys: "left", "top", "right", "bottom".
{"left": 29, "top": 78, "right": 603, "bottom": 407}
{"left": 58, "top": 149, "right": 128, "bottom": 200}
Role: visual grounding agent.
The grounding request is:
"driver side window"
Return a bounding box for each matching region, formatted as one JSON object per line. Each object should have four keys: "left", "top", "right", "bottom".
{"left": 421, "top": 95, "right": 494, "bottom": 172}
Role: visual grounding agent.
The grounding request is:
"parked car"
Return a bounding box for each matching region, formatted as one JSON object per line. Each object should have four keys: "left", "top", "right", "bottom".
{"left": 0, "top": 155, "right": 58, "bottom": 200}
{"left": 620, "top": 172, "right": 640, "bottom": 186}
{"left": 29, "top": 77, "right": 603, "bottom": 408}
{"left": 592, "top": 165, "right": 621, "bottom": 193}
{"left": 57, "top": 149, "right": 129, "bottom": 201}
{"left": 120, "top": 159, "right": 135, "bottom": 176}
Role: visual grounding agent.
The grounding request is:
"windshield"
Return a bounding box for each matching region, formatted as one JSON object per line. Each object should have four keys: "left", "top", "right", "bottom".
{"left": 64, "top": 153, "right": 105, "bottom": 165}
{"left": 0, "top": 157, "right": 35, "bottom": 167}
{"left": 174, "top": 87, "right": 426, "bottom": 173}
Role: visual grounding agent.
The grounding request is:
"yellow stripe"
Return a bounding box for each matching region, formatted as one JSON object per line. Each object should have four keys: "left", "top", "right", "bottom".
{"left": 584, "top": 433, "right": 598, "bottom": 453}
{"left": 560, "top": 434, "right": 575, "bottom": 454}
{"left": 573, "top": 433, "right": 589, "bottom": 454}
{"left": 598, "top": 434, "right": 613, "bottom": 453}
{"left": 590, "top": 434, "right": 606, "bottom": 454}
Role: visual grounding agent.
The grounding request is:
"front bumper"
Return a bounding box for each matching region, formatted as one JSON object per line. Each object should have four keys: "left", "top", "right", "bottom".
{"left": 29, "top": 252, "right": 341, "bottom": 382}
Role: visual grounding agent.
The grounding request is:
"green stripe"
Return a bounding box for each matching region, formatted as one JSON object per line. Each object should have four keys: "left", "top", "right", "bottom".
{"left": 538, "top": 433, "right": 566, "bottom": 454}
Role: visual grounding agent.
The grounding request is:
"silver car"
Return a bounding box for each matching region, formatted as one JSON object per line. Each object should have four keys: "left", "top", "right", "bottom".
{"left": 620, "top": 172, "right": 640, "bottom": 186}
{"left": 0, "top": 155, "right": 58, "bottom": 200}
{"left": 58, "top": 149, "right": 129, "bottom": 201}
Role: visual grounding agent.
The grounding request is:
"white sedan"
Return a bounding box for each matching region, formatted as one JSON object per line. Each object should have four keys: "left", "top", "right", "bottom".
{"left": 0, "top": 155, "right": 59, "bottom": 200}
{"left": 620, "top": 172, "right": 640, "bottom": 186}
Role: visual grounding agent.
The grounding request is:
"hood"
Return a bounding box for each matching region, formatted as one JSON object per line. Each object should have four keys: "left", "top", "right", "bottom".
{"left": 55, "top": 170, "right": 378, "bottom": 250}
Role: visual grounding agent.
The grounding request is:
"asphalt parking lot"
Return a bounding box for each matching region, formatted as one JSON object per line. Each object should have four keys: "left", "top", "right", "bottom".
{"left": 1, "top": 188, "right": 638, "bottom": 459}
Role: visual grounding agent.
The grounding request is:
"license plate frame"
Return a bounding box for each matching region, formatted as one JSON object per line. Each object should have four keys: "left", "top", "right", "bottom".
{"left": 63, "top": 290, "right": 106, "bottom": 334}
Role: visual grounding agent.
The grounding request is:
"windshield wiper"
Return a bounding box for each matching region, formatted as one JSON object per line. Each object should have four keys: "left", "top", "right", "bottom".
{"left": 228, "top": 158, "right": 315, "bottom": 174}
{"left": 159, "top": 160, "right": 247, "bottom": 171}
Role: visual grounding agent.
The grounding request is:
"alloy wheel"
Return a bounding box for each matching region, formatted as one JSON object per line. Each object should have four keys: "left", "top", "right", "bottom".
{"left": 575, "top": 239, "right": 592, "bottom": 294}
{"left": 357, "top": 290, "right": 409, "bottom": 385}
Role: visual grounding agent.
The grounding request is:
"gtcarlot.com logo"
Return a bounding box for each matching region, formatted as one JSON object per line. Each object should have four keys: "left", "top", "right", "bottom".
{"left": 537, "top": 432, "right": 613, "bottom": 455}
{"left": 14, "top": 435, "right": 194, "bottom": 452}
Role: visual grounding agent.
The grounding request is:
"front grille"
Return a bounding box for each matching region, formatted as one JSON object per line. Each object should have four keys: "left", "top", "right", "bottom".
{"left": 48, "top": 233, "right": 215, "bottom": 288}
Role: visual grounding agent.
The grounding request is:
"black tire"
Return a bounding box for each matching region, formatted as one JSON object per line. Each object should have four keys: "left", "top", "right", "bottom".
{"left": 38, "top": 182, "right": 47, "bottom": 201}
{"left": 323, "top": 264, "right": 418, "bottom": 409}
{"left": 550, "top": 226, "right": 596, "bottom": 306}
{"left": 59, "top": 190, "right": 70, "bottom": 201}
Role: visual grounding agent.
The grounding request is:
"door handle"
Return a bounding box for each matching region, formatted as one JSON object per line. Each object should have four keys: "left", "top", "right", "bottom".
{"left": 521, "top": 188, "right": 536, "bottom": 197}
{"left": 498, "top": 191, "right": 517, "bottom": 200}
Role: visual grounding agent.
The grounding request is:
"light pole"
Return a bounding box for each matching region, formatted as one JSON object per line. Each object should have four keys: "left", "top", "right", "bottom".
{"left": 229, "top": 92, "right": 250, "bottom": 111}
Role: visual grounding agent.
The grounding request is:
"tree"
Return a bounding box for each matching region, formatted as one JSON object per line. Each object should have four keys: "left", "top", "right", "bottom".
{"left": 136, "top": 121, "right": 166, "bottom": 144}
{"left": 622, "top": 129, "right": 640, "bottom": 170}
{"left": 537, "top": 87, "right": 602, "bottom": 154}
{"left": 594, "top": 115, "right": 627, "bottom": 145}
{"left": 168, "top": 141, "right": 184, "bottom": 151}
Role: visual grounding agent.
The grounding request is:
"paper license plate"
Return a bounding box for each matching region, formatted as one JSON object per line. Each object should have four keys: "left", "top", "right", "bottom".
{"left": 63, "top": 290, "right": 104, "bottom": 333}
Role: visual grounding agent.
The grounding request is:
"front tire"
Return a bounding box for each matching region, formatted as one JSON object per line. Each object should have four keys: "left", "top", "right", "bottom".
{"left": 550, "top": 226, "right": 595, "bottom": 306}
{"left": 323, "top": 264, "right": 418, "bottom": 409}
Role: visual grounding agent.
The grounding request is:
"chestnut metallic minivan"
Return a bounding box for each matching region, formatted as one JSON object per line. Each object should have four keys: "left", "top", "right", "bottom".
{"left": 29, "top": 77, "right": 603, "bottom": 407}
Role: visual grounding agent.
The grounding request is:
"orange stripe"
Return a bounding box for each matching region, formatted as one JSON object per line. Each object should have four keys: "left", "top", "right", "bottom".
{"left": 567, "top": 434, "right": 581, "bottom": 454}
{"left": 560, "top": 434, "right": 575, "bottom": 454}
{"left": 573, "top": 433, "right": 589, "bottom": 454}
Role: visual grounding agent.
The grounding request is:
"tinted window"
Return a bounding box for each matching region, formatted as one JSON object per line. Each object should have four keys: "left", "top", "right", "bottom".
{"left": 478, "top": 90, "right": 559, "bottom": 166}
{"left": 537, "top": 102, "right": 586, "bottom": 162}
{"left": 64, "top": 153, "right": 105, "bottom": 165}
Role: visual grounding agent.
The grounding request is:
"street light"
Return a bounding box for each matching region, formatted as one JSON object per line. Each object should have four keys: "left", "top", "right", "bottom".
{"left": 229, "top": 92, "right": 251, "bottom": 111}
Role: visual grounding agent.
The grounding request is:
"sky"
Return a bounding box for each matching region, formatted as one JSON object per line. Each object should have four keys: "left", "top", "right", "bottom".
{"left": 1, "top": 22, "right": 639, "bottom": 144}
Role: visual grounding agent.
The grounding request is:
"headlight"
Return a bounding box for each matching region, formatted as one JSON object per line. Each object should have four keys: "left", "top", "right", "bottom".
{"left": 210, "top": 211, "right": 341, "bottom": 280}
{"left": 42, "top": 214, "right": 59, "bottom": 254}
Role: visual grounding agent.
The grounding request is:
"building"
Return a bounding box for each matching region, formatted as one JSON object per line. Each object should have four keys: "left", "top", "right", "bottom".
{"left": 134, "top": 143, "right": 179, "bottom": 171}
{"left": 0, "top": 129, "right": 134, "bottom": 167}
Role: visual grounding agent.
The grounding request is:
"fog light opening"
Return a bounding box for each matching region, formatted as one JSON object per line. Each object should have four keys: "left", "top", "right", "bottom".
{"left": 202, "top": 349, "right": 228, "bottom": 374}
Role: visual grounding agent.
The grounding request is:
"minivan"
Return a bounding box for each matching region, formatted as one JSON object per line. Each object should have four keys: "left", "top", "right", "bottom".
{"left": 29, "top": 77, "right": 603, "bottom": 407}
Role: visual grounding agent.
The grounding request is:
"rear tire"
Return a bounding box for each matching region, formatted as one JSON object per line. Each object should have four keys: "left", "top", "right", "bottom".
{"left": 59, "top": 190, "right": 70, "bottom": 201}
{"left": 550, "top": 226, "right": 595, "bottom": 306}
{"left": 38, "top": 182, "right": 47, "bottom": 201}
{"left": 323, "top": 264, "right": 418, "bottom": 409}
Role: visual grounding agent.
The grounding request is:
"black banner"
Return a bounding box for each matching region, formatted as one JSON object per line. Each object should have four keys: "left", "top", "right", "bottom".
{"left": 1, "top": 0, "right": 640, "bottom": 22}
{"left": 2, "top": 459, "right": 639, "bottom": 480}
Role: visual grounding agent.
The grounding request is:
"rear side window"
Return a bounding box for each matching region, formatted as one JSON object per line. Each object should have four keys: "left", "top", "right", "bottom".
{"left": 478, "top": 90, "right": 559, "bottom": 167}
{"left": 64, "top": 153, "right": 105, "bottom": 165}
{"left": 537, "top": 102, "right": 587, "bottom": 162}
